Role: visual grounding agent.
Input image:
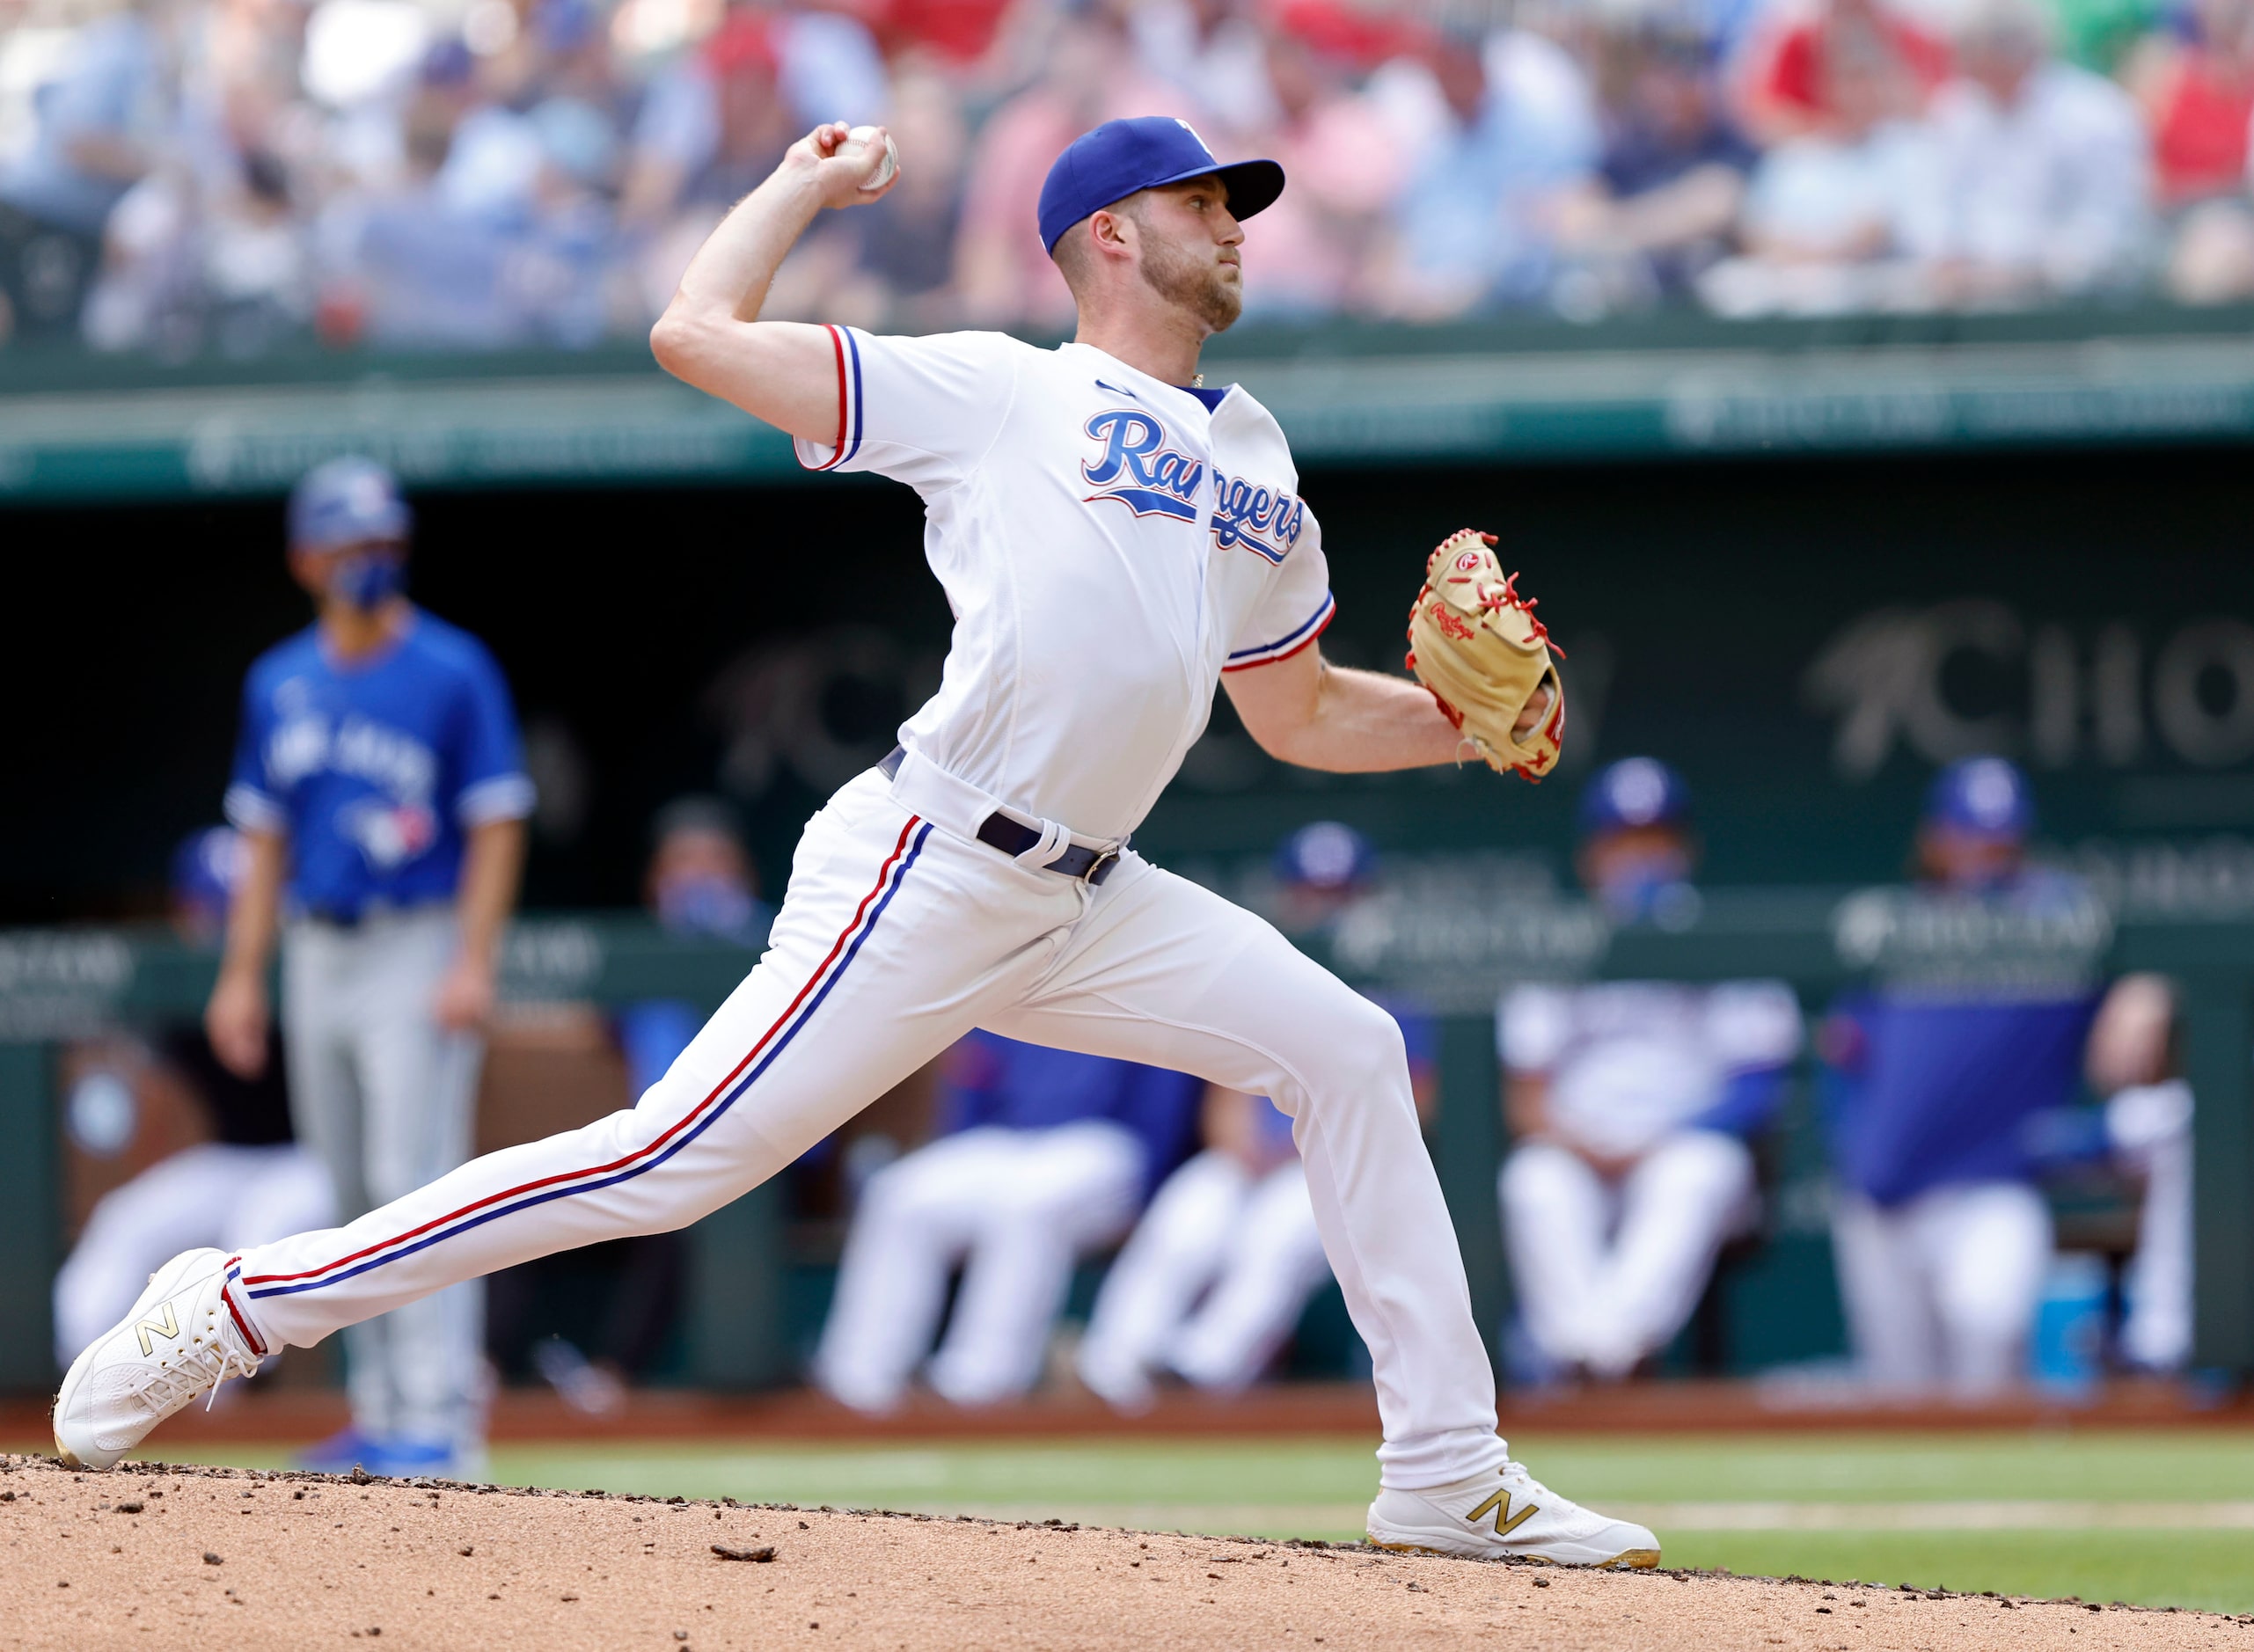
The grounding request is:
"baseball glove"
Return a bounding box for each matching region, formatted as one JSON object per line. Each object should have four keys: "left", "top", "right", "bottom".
{"left": 1403, "top": 529, "right": 1566, "bottom": 780}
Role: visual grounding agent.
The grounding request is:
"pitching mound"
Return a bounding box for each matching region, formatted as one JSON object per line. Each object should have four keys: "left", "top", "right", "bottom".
{"left": 3, "top": 1454, "right": 2245, "bottom": 1649}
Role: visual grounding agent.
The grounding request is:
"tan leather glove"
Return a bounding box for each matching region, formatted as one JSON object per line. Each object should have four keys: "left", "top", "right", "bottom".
{"left": 1404, "top": 529, "right": 1566, "bottom": 780}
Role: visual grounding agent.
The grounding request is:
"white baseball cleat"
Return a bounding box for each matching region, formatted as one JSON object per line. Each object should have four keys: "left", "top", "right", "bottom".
{"left": 53, "top": 1248, "right": 267, "bottom": 1470}
{"left": 1367, "top": 1458, "right": 1661, "bottom": 1568}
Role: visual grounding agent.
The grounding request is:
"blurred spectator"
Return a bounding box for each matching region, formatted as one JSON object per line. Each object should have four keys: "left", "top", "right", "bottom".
{"left": 0, "top": 0, "right": 166, "bottom": 340}
{"left": 2128, "top": 0, "right": 2254, "bottom": 204}
{"left": 1823, "top": 757, "right": 2154, "bottom": 1397}
{"left": 833, "top": 62, "right": 968, "bottom": 326}
{"left": 487, "top": 795, "right": 768, "bottom": 1414}
{"left": 6, "top": 0, "right": 2248, "bottom": 352}
{"left": 2128, "top": 0, "right": 2254, "bottom": 299}
{"left": 1497, "top": 759, "right": 1801, "bottom": 1383}
{"left": 953, "top": 6, "right": 1192, "bottom": 328}
{"left": 1699, "top": 20, "right": 1933, "bottom": 315}
{"left": 1558, "top": 21, "right": 1754, "bottom": 310}
{"left": 1379, "top": 21, "right": 1599, "bottom": 317}
{"left": 814, "top": 1029, "right": 1201, "bottom": 1411}
{"left": 1130, "top": 0, "right": 1279, "bottom": 141}
{"left": 1735, "top": 0, "right": 1948, "bottom": 143}
{"left": 1908, "top": 0, "right": 2151, "bottom": 303}
{"left": 52, "top": 827, "right": 334, "bottom": 1370}
{"left": 1236, "top": 26, "right": 1403, "bottom": 317}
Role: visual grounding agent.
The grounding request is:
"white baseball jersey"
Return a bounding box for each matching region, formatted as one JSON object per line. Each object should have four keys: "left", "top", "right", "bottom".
{"left": 1500, "top": 980, "right": 1802, "bottom": 1158}
{"left": 794, "top": 327, "right": 1334, "bottom": 842}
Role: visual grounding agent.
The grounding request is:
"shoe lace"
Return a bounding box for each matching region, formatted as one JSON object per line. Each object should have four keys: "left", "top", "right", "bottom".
{"left": 138, "top": 1330, "right": 260, "bottom": 1417}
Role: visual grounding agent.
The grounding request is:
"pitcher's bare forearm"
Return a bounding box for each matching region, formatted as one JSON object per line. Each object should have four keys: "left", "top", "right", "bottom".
{"left": 650, "top": 122, "right": 896, "bottom": 439}
{"left": 1227, "top": 643, "right": 1556, "bottom": 774}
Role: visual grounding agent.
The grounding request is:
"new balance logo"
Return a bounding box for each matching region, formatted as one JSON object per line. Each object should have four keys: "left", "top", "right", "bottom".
{"left": 133, "top": 1304, "right": 180, "bottom": 1356}
{"left": 1468, "top": 1485, "right": 1537, "bottom": 1538}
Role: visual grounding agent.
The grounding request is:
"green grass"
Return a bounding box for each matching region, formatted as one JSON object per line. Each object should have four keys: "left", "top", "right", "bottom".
{"left": 24, "top": 1429, "right": 2254, "bottom": 1613}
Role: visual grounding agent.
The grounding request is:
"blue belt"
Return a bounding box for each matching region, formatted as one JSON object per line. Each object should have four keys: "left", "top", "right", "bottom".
{"left": 877, "top": 747, "right": 1126, "bottom": 886}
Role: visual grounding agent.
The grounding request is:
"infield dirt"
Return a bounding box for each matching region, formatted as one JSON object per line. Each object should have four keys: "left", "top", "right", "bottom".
{"left": 4, "top": 1453, "right": 2249, "bottom": 1650}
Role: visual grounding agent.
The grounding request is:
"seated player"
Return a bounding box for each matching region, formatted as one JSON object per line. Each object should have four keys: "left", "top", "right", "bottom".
{"left": 1824, "top": 757, "right": 2144, "bottom": 1396}
{"left": 1077, "top": 1083, "right": 1321, "bottom": 1411}
{"left": 1498, "top": 759, "right": 1801, "bottom": 1381}
{"left": 2084, "top": 974, "right": 2194, "bottom": 1374}
{"left": 52, "top": 829, "right": 334, "bottom": 1368}
{"left": 815, "top": 1029, "right": 1201, "bottom": 1412}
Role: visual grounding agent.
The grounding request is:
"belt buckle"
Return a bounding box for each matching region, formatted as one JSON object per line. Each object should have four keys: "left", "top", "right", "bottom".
{"left": 1080, "top": 846, "right": 1119, "bottom": 887}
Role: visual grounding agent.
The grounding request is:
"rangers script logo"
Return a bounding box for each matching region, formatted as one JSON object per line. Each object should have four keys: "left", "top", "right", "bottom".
{"left": 1081, "top": 409, "right": 1204, "bottom": 523}
{"left": 1081, "top": 407, "right": 1307, "bottom": 565}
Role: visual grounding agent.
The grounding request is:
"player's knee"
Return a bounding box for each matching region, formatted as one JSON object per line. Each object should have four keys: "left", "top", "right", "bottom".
{"left": 1499, "top": 1141, "right": 1580, "bottom": 1211}
{"left": 1646, "top": 1130, "right": 1755, "bottom": 1198}
{"left": 1314, "top": 992, "right": 1413, "bottom": 1107}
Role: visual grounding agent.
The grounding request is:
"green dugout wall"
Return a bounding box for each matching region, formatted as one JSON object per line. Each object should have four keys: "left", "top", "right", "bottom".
{"left": 0, "top": 896, "right": 2246, "bottom": 1395}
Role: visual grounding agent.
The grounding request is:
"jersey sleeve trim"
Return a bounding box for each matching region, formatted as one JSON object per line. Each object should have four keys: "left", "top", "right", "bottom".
{"left": 223, "top": 782, "right": 288, "bottom": 835}
{"left": 1221, "top": 592, "right": 1336, "bottom": 673}
{"left": 457, "top": 772, "right": 537, "bottom": 826}
{"left": 794, "top": 324, "right": 865, "bottom": 472}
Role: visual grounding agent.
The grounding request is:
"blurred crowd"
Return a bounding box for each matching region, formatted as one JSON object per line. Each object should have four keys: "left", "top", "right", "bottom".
{"left": 4, "top": 0, "right": 2254, "bottom": 355}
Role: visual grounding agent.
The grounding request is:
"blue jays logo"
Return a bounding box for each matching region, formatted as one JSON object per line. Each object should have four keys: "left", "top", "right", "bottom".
{"left": 1081, "top": 409, "right": 1204, "bottom": 523}
{"left": 1210, "top": 472, "right": 1306, "bottom": 566}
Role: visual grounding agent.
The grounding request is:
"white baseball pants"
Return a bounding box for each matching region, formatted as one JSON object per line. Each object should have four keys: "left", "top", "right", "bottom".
{"left": 2109, "top": 1079, "right": 2195, "bottom": 1372}
{"left": 282, "top": 909, "right": 486, "bottom": 1450}
{"left": 1500, "top": 1131, "right": 1755, "bottom": 1380}
{"left": 1830, "top": 1181, "right": 2053, "bottom": 1397}
{"left": 231, "top": 768, "right": 1505, "bottom": 1489}
{"left": 53, "top": 1143, "right": 334, "bottom": 1368}
{"left": 1078, "top": 1151, "right": 1331, "bottom": 1409}
{"left": 815, "top": 1121, "right": 1146, "bottom": 1412}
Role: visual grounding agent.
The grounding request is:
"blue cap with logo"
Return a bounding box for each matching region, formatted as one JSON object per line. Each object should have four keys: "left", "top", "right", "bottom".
{"left": 1274, "top": 820, "right": 1377, "bottom": 892}
{"left": 1924, "top": 756, "right": 2034, "bottom": 838}
{"left": 289, "top": 456, "right": 412, "bottom": 552}
{"left": 1037, "top": 116, "right": 1284, "bottom": 255}
{"left": 1579, "top": 757, "right": 1691, "bottom": 837}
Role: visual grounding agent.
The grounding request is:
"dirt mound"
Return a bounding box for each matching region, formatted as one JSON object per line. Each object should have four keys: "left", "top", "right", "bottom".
{"left": 2, "top": 1454, "right": 2244, "bottom": 1649}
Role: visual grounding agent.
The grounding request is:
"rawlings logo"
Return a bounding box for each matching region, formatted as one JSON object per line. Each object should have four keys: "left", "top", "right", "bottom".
{"left": 1430, "top": 601, "right": 1475, "bottom": 641}
{"left": 1209, "top": 472, "right": 1306, "bottom": 566}
{"left": 1082, "top": 409, "right": 1203, "bottom": 523}
{"left": 1454, "top": 550, "right": 1482, "bottom": 571}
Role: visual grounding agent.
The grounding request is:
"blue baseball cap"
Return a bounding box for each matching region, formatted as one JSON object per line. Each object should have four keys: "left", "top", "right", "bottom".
{"left": 1037, "top": 116, "right": 1284, "bottom": 255}
{"left": 1275, "top": 821, "right": 1377, "bottom": 892}
{"left": 1579, "top": 757, "right": 1691, "bottom": 837}
{"left": 1924, "top": 757, "right": 2034, "bottom": 837}
{"left": 289, "top": 456, "right": 412, "bottom": 551}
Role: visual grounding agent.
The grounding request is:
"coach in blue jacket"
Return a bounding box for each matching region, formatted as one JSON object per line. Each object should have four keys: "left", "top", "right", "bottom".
{"left": 202, "top": 457, "right": 532, "bottom": 1477}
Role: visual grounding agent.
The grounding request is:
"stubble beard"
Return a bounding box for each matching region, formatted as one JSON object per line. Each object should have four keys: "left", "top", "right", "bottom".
{"left": 1138, "top": 232, "right": 1243, "bottom": 332}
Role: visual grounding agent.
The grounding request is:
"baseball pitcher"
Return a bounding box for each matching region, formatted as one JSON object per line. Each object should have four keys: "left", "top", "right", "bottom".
{"left": 58, "top": 116, "right": 1651, "bottom": 1567}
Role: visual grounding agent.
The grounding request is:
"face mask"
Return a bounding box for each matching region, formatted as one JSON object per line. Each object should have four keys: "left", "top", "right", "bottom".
{"left": 657, "top": 873, "right": 756, "bottom": 938}
{"left": 331, "top": 552, "right": 406, "bottom": 609}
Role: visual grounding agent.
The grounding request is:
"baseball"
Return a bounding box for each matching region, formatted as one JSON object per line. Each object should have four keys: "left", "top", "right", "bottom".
{"left": 845, "top": 124, "right": 898, "bottom": 193}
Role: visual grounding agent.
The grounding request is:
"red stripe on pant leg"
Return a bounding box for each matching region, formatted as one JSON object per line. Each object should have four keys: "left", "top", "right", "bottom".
{"left": 822, "top": 324, "right": 848, "bottom": 468}
{"left": 245, "top": 814, "right": 924, "bottom": 1288}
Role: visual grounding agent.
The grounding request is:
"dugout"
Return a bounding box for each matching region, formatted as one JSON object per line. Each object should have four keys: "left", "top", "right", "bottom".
{"left": 4, "top": 303, "right": 2253, "bottom": 1396}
